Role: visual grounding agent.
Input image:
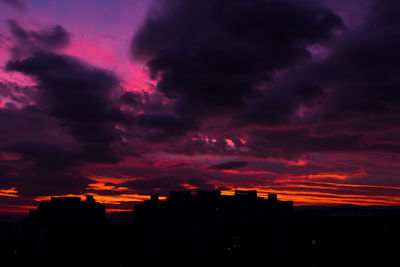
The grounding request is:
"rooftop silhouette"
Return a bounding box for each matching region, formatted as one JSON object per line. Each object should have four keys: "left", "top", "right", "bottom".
{"left": 29, "top": 195, "right": 106, "bottom": 223}
{"left": 1, "top": 191, "right": 400, "bottom": 267}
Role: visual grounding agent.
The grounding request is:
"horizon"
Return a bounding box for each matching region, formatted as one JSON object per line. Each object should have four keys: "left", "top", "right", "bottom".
{"left": 3, "top": 190, "right": 400, "bottom": 216}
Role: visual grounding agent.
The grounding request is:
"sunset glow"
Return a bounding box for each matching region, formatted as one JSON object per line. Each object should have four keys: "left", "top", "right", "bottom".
{"left": 1, "top": 0, "right": 400, "bottom": 213}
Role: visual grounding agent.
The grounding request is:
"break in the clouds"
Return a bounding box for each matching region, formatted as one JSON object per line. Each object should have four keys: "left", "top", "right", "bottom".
{"left": 1, "top": 0, "right": 400, "bottom": 212}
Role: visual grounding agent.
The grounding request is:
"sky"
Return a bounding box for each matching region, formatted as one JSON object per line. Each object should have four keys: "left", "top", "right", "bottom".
{"left": 0, "top": 0, "right": 400, "bottom": 213}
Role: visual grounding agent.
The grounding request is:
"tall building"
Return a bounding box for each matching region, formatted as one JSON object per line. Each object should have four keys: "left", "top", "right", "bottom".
{"left": 133, "top": 190, "right": 294, "bottom": 267}
{"left": 29, "top": 195, "right": 106, "bottom": 223}
{"left": 24, "top": 196, "right": 106, "bottom": 267}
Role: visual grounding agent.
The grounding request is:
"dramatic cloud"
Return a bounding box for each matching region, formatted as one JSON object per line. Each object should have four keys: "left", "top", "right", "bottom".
{"left": 137, "top": 114, "right": 196, "bottom": 141}
{"left": 318, "top": 0, "right": 400, "bottom": 123}
{"left": 208, "top": 161, "right": 249, "bottom": 170}
{"left": 239, "top": 82, "right": 324, "bottom": 125}
{"left": 0, "top": 81, "right": 35, "bottom": 107}
{"left": 0, "top": 21, "right": 129, "bottom": 202}
{"left": 8, "top": 20, "right": 70, "bottom": 59}
{"left": 6, "top": 52, "right": 128, "bottom": 163}
{"left": 1, "top": 0, "right": 400, "bottom": 211}
{"left": 132, "top": 0, "right": 344, "bottom": 118}
{"left": 0, "top": 141, "right": 92, "bottom": 197}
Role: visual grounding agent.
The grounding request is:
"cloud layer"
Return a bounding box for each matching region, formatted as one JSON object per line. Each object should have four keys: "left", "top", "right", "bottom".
{"left": 1, "top": 0, "right": 400, "bottom": 212}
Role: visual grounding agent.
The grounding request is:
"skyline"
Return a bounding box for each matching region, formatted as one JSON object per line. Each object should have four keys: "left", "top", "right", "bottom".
{"left": 1, "top": 0, "right": 400, "bottom": 213}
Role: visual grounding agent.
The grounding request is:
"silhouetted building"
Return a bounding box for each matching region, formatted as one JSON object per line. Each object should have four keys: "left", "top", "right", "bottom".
{"left": 23, "top": 196, "right": 107, "bottom": 267}
{"left": 6, "top": 191, "right": 400, "bottom": 267}
{"left": 268, "top": 193, "right": 278, "bottom": 201}
{"left": 0, "top": 214, "right": 24, "bottom": 266}
{"left": 133, "top": 190, "right": 294, "bottom": 267}
{"left": 235, "top": 190, "right": 257, "bottom": 199}
{"left": 29, "top": 195, "right": 105, "bottom": 223}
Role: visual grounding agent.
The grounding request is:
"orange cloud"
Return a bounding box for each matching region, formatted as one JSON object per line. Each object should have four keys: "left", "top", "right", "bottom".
{"left": 0, "top": 187, "right": 18, "bottom": 197}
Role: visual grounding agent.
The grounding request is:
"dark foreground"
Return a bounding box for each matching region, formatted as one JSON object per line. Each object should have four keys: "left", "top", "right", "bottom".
{"left": 1, "top": 191, "right": 400, "bottom": 267}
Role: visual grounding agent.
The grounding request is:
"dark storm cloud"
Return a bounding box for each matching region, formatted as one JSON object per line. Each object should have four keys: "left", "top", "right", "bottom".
{"left": 8, "top": 20, "right": 70, "bottom": 58}
{"left": 2, "top": 0, "right": 400, "bottom": 209}
{"left": 130, "top": 0, "right": 400, "bottom": 147}
{"left": 132, "top": 0, "right": 344, "bottom": 118}
{"left": 31, "top": 25, "right": 70, "bottom": 49}
{"left": 0, "top": 142, "right": 92, "bottom": 197}
{"left": 0, "top": 81, "right": 35, "bottom": 107}
{"left": 6, "top": 52, "right": 128, "bottom": 163}
{"left": 0, "top": 106, "right": 67, "bottom": 147}
{"left": 240, "top": 82, "right": 324, "bottom": 125}
{"left": 247, "top": 129, "right": 362, "bottom": 157}
{"left": 137, "top": 113, "right": 196, "bottom": 141}
{"left": 0, "top": 166, "right": 91, "bottom": 197}
{"left": 282, "top": 0, "right": 400, "bottom": 125}
{"left": 118, "top": 91, "right": 195, "bottom": 140}
{"left": 176, "top": 137, "right": 236, "bottom": 156}
{"left": 208, "top": 161, "right": 249, "bottom": 170}
{"left": 0, "top": 21, "right": 132, "bottom": 200}
{"left": 174, "top": 129, "right": 364, "bottom": 159}
{"left": 0, "top": 107, "right": 98, "bottom": 197}
{"left": 118, "top": 91, "right": 141, "bottom": 106}
{"left": 119, "top": 90, "right": 174, "bottom": 114}
{"left": 2, "top": 141, "right": 76, "bottom": 167}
